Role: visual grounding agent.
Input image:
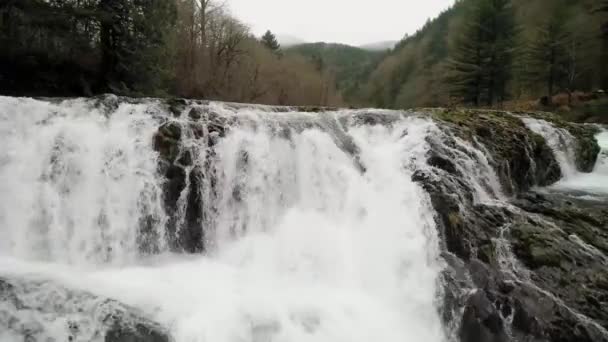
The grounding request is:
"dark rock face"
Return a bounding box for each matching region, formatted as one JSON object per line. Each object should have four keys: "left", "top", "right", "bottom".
{"left": 431, "top": 109, "right": 563, "bottom": 194}
{"left": 0, "top": 277, "right": 169, "bottom": 342}
{"left": 568, "top": 125, "right": 601, "bottom": 172}
{"left": 152, "top": 105, "right": 229, "bottom": 253}
{"left": 105, "top": 323, "right": 168, "bottom": 342}
{"left": 417, "top": 109, "right": 607, "bottom": 342}
{"left": 511, "top": 192, "right": 608, "bottom": 329}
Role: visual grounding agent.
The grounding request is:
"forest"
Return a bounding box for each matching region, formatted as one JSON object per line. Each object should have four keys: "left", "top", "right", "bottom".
{"left": 1, "top": 0, "right": 607, "bottom": 116}
{"left": 364, "top": 0, "right": 608, "bottom": 120}
{"left": 0, "top": 0, "right": 342, "bottom": 106}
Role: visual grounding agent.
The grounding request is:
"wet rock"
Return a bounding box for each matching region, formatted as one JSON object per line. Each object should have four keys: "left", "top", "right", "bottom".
{"left": 167, "top": 98, "right": 188, "bottom": 117}
{"left": 153, "top": 122, "right": 182, "bottom": 163}
{"left": 430, "top": 109, "right": 565, "bottom": 193}
{"left": 188, "top": 107, "right": 203, "bottom": 121}
{"left": 148, "top": 101, "right": 608, "bottom": 342}
{"left": 0, "top": 277, "right": 169, "bottom": 342}
{"left": 460, "top": 291, "right": 509, "bottom": 342}
{"left": 152, "top": 104, "right": 231, "bottom": 253}
{"left": 510, "top": 192, "right": 608, "bottom": 330}
{"left": 515, "top": 111, "right": 601, "bottom": 172}
{"left": 106, "top": 323, "right": 168, "bottom": 342}
{"left": 428, "top": 154, "right": 458, "bottom": 174}
{"left": 415, "top": 108, "right": 606, "bottom": 342}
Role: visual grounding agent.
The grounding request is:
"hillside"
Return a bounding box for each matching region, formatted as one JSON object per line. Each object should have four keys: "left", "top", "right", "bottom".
{"left": 286, "top": 42, "right": 386, "bottom": 104}
{"left": 363, "top": 0, "right": 608, "bottom": 112}
{"left": 359, "top": 40, "right": 398, "bottom": 51}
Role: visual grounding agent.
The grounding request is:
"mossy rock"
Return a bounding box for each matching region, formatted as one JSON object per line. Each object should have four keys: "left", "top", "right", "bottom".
{"left": 510, "top": 223, "right": 565, "bottom": 269}
{"left": 477, "top": 242, "right": 497, "bottom": 265}
{"left": 427, "top": 108, "right": 562, "bottom": 192}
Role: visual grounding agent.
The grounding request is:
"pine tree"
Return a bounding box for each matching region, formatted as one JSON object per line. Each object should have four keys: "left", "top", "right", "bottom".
{"left": 598, "top": 0, "right": 608, "bottom": 89}
{"left": 97, "top": 0, "right": 177, "bottom": 95}
{"left": 486, "top": 0, "right": 516, "bottom": 105}
{"left": 446, "top": 0, "right": 489, "bottom": 106}
{"left": 446, "top": 0, "right": 515, "bottom": 106}
{"left": 522, "top": 5, "right": 569, "bottom": 102}
{"left": 261, "top": 30, "right": 281, "bottom": 52}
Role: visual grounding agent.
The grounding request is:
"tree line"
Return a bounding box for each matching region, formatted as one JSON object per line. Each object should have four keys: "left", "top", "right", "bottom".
{"left": 2, "top": 0, "right": 606, "bottom": 110}
{"left": 364, "top": 0, "right": 608, "bottom": 109}
{"left": 0, "top": 0, "right": 342, "bottom": 106}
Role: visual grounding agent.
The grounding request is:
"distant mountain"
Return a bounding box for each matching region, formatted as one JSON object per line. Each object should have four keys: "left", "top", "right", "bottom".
{"left": 276, "top": 34, "right": 307, "bottom": 48}
{"left": 286, "top": 42, "right": 386, "bottom": 103}
{"left": 359, "top": 40, "right": 398, "bottom": 51}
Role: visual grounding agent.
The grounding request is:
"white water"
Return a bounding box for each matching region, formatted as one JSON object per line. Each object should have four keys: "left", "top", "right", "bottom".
{"left": 522, "top": 118, "right": 608, "bottom": 195}
{"left": 0, "top": 97, "right": 168, "bottom": 265}
{"left": 0, "top": 97, "right": 446, "bottom": 342}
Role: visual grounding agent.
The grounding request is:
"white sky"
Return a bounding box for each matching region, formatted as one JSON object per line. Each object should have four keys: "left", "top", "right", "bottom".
{"left": 227, "top": 0, "right": 455, "bottom": 46}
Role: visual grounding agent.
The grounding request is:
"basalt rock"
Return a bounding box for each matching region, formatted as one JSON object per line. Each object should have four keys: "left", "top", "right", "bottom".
{"left": 413, "top": 109, "right": 607, "bottom": 342}
{"left": 430, "top": 109, "right": 563, "bottom": 194}
{"left": 510, "top": 192, "right": 608, "bottom": 330}
{"left": 152, "top": 106, "right": 229, "bottom": 253}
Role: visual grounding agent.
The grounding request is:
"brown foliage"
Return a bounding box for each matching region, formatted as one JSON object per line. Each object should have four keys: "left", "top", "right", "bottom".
{"left": 172, "top": 0, "right": 342, "bottom": 106}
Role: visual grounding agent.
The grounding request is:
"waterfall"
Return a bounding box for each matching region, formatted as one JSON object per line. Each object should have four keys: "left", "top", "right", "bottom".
{"left": 523, "top": 117, "right": 608, "bottom": 195}
{"left": 0, "top": 97, "right": 168, "bottom": 265}
{"left": 0, "top": 97, "right": 447, "bottom": 342}
{"left": 594, "top": 130, "right": 608, "bottom": 174}
{"left": 521, "top": 118, "right": 579, "bottom": 178}
{"left": 5, "top": 96, "right": 606, "bottom": 342}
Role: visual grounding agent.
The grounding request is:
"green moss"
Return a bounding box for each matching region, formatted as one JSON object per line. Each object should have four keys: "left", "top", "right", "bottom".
{"left": 528, "top": 246, "right": 563, "bottom": 268}
{"left": 590, "top": 271, "right": 608, "bottom": 291}
{"left": 448, "top": 211, "right": 463, "bottom": 228}
{"left": 478, "top": 242, "right": 496, "bottom": 265}
{"left": 511, "top": 223, "right": 567, "bottom": 269}
{"left": 532, "top": 133, "right": 546, "bottom": 147}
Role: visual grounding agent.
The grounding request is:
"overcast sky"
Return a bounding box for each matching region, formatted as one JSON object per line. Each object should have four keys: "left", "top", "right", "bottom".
{"left": 227, "top": 0, "right": 455, "bottom": 46}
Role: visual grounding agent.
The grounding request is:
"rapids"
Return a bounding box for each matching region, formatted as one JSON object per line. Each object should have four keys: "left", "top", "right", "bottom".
{"left": 0, "top": 97, "right": 446, "bottom": 342}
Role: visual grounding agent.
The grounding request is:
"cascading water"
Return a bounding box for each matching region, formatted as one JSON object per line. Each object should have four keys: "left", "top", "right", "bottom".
{"left": 523, "top": 117, "right": 608, "bottom": 195}
{"left": 0, "top": 97, "right": 448, "bottom": 342}
{"left": 0, "top": 97, "right": 168, "bottom": 264}
{"left": 521, "top": 118, "right": 579, "bottom": 178}
{"left": 594, "top": 130, "right": 608, "bottom": 174}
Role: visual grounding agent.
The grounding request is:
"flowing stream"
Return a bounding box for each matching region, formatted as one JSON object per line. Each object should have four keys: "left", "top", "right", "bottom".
{"left": 0, "top": 97, "right": 447, "bottom": 342}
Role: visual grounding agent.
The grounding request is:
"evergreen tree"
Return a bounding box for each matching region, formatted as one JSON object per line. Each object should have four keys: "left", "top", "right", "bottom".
{"left": 522, "top": 5, "right": 569, "bottom": 102}
{"left": 261, "top": 30, "right": 281, "bottom": 52}
{"left": 0, "top": 0, "right": 176, "bottom": 96}
{"left": 446, "top": 0, "right": 490, "bottom": 106}
{"left": 598, "top": 0, "right": 608, "bottom": 89}
{"left": 446, "top": 0, "right": 515, "bottom": 106}
{"left": 98, "top": 0, "right": 177, "bottom": 95}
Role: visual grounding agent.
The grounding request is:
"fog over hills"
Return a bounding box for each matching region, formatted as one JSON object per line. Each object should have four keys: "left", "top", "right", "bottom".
{"left": 359, "top": 40, "right": 398, "bottom": 51}
{"left": 276, "top": 34, "right": 307, "bottom": 47}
